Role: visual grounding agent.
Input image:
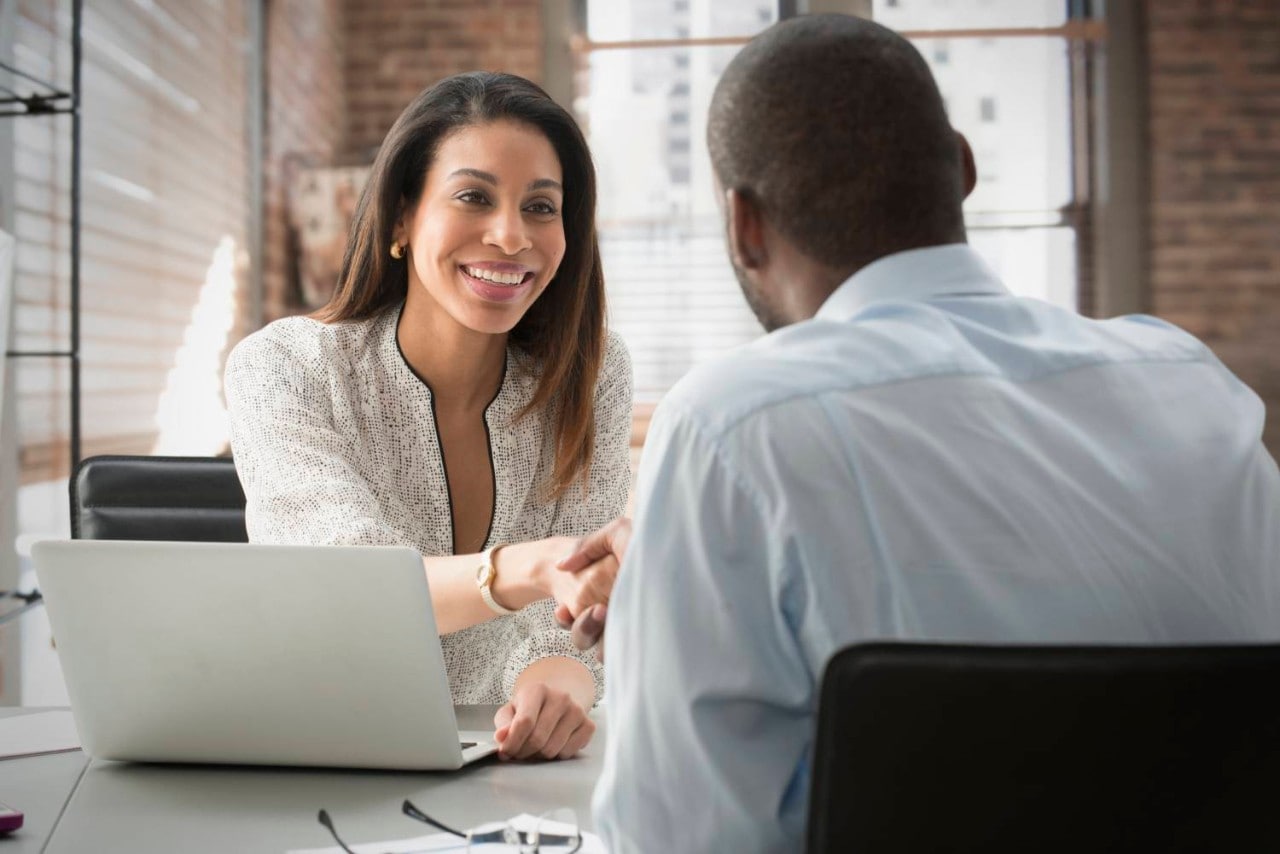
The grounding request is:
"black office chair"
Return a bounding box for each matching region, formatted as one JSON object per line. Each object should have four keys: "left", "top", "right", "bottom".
{"left": 70, "top": 455, "right": 248, "bottom": 542}
{"left": 807, "top": 642, "right": 1280, "bottom": 853}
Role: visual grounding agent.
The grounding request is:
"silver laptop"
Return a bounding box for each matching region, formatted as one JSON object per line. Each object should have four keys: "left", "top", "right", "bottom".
{"left": 32, "top": 539, "right": 498, "bottom": 770}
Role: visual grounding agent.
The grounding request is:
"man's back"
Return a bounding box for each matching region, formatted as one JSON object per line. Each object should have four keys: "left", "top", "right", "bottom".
{"left": 720, "top": 245, "right": 1279, "bottom": 644}
{"left": 595, "top": 244, "right": 1280, "bottom": 853}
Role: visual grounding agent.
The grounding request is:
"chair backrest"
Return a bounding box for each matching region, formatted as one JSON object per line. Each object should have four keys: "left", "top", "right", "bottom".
{"left": 807, "top": 642, "right": 1280, "bottom": 854}
{"left": 70, "top": 455, "right": 248, "bottom": 542}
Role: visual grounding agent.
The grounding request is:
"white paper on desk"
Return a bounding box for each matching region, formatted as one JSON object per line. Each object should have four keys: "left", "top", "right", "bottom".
{"left": 0, "top": 710, "right": 81, "bottom": 760}
{"left": 287, "top": 813, "right": 607, "bottom": 853}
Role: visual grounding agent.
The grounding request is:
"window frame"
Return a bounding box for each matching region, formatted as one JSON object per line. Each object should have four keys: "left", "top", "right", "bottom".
{"left": 557, "top": 1, "right": 1129, "bottom": 448}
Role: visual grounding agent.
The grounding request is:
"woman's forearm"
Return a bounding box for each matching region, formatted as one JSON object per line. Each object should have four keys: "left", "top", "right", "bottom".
{"left": 423, "top": 537, "right": 574, "bottom": 634}
{"left": 515, "top": 655, "right": 596, "bottom": 710}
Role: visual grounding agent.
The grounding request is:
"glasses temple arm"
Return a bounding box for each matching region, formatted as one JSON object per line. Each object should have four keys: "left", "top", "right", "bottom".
{"left": 317, "top": 809, "right": 361, "bottom": 854}
{"left": 401, "top": 799, "right": 467, "bottom": 837}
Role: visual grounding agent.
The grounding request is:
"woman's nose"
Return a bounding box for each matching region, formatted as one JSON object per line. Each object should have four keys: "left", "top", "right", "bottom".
{"left": 483, "top": 207, "right": 533, "bottom": 255}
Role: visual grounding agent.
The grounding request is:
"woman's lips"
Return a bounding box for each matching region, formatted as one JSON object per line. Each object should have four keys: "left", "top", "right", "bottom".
{"left": 460, "top": 266, "right": 535, "bottom": 303}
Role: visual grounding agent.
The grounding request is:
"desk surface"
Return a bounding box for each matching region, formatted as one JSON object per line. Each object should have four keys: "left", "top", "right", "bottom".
{"left": 0, "top": 706, "right": 605, "bottom": 853}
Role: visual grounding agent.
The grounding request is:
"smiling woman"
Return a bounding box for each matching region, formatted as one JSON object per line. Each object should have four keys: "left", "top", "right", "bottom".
{"left": 221, "top": 73, "right": 632, "bottom": 763}
{"left": 399, "top": 120, "right": 566, "bottom": 338}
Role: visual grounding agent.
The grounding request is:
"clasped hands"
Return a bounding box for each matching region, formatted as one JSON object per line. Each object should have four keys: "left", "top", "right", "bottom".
{"left": 550, "top": 517, "right": 632, "bottom": 659}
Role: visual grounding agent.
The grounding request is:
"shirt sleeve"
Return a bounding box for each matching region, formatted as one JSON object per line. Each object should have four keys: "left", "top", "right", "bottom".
{"left": 223, "top": 329, "right": 411, "bottom": 547}
{"left": 504, "top": 333, "right": 635, "bottom": 705}
{"left": 592, "top": 403, "right": 815, "bottom": 854}
{"left": 501, "top": 599, "right": 605, "bottom": 705}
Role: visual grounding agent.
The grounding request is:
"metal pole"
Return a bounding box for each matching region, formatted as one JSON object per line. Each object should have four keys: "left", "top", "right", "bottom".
{"left": 69, "top": 0, "right": 82, "bottom": 467}
{"left": 248, "top": 0, "right": 264, "bottom": 331}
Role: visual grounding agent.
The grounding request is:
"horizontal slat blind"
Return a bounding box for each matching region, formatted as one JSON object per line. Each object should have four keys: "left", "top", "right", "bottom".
{"left": 584, "top": 0, "right": 779, "bottom": 406}
{"left": 600, "top": 221, "right": 760, "bottom": 400}
{"left": 11, "top": 0, "right": 249, "bottom": 482}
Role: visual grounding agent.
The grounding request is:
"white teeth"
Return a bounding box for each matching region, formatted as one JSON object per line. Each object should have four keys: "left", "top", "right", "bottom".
{"left": 465, "top": 266, "right": 525, "bottom": 286}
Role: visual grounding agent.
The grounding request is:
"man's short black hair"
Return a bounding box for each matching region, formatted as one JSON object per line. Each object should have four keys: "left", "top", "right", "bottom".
{"left": 708, "top": 14, "right": 965, "bottom": 270}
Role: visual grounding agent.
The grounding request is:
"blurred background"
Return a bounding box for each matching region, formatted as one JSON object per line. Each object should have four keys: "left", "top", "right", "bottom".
{"left": 2, "top": 0, "right": 1278, "bottom": 703}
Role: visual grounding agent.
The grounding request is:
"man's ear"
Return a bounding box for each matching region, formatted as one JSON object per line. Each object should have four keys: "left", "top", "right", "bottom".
{"left": 725, "top": 188, "right": 768, "bottom": 271}
{"left": 956, "top": 131, "right": 977, "bottom": 200}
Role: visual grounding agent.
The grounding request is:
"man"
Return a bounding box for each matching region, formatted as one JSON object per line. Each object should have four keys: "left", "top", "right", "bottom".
{"left": 564, "top": 14, "right": 1280, "bottom": 854}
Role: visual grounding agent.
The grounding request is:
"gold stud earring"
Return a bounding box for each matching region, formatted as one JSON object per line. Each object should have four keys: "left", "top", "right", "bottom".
{"left": 390, "top": 241, "right": 404, "bottom": 260}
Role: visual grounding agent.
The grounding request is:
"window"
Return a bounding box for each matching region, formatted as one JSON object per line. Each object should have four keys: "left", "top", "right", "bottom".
{"left": 8, "top": 0, "right": 252, "bottom": 482}
{"left": 579, "top": 1, "right": 779, "bottom": 406}
{"left": 579, "top": 0, "right": 1100, "bottom": 415}
{"left": 874, "top": 0, "right": 1085, "bottom": 310}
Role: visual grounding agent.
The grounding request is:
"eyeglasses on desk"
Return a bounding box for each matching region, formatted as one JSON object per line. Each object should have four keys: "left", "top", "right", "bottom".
{"left": 318, "top": 799, "right": 582, "bottom": 852}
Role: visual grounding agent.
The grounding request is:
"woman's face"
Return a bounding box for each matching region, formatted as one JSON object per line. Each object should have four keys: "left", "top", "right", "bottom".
{"left": 397, "top": 119, "right": 566, "bottom": 336}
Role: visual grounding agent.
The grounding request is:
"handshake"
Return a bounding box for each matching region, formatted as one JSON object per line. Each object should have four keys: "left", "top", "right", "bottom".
{"left": 549, "top": 517, "right": 632, "bottom": 660}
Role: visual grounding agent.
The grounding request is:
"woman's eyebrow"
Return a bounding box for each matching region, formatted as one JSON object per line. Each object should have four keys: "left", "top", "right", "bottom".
{"left": 528, "top": 178, "right": 563, "bottom": 193}
{"left": 448, "top": 168, "right": 498, "bottom": 185}
{"left": 447, "top": 168, "right": 562, "bottom": 194}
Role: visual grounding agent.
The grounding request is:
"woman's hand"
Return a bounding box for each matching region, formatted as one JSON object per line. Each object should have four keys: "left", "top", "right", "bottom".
{"left": 545, "top": 517, "right": 633, "bottom": 621}
{"left": 491, "top": 536, "right": 618, "bottom": 621}
{"left": 422, "top": 527, "right": 622, "bottom": 635}
{"left": 542, "top": 546, "right": 619, "bottom": 621}
{"left": 494, "top": 678, "right": 596, "bottom": 761}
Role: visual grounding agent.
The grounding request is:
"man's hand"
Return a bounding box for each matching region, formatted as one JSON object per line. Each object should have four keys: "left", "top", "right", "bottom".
{"left": 553, "top": 518, "right": 633, "bottom": 658}
{"left": 558, "top": 517, "right": 633, "bottom": 574}
{"left": 540, "top": 547, "right": 616, "bottom": 623}
{"left": 556, "top": 602, "right": 608, "bottom": 660}
{"left": 494, "top": 681, "right": 596, "bottom": 761}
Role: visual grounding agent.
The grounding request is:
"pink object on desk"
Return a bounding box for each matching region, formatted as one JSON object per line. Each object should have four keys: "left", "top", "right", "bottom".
{"left": 0, "top": 800, "right": 23, "bottom": 834}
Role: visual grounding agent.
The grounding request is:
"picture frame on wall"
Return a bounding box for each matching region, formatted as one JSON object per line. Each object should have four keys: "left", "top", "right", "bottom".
{"left": 287, "top": 164, "right": 371, "bottom": 311}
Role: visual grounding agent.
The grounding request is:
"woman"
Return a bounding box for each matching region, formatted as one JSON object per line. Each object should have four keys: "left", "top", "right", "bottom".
{"left": 223, "top": 72, "right": 631, "bottom": 762}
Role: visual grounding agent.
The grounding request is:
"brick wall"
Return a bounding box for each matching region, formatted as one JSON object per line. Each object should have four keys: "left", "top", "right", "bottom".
{"left": 263, "top": 0, "right": 347, "bottom": 322}
{"left": 342, "top": 0, "right": 544, "bottom": 159}
{"left": 1145, "top": 0, "right": 1280, "bottom": 452}
{"left": 259, "top": 1, "right": 545, "bottom": 323}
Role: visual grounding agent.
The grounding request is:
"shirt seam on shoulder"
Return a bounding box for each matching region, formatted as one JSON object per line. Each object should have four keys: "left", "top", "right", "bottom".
{"left": 653, "top": 399, "right": 773, "bottom": 521}
{"left": 699, "top": 349, "right": 1218, "bottom": 438}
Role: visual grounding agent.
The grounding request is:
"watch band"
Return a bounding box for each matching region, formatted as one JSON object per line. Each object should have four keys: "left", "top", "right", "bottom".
{"left": 477, "top": 545, "right": 517, "bottom": 616}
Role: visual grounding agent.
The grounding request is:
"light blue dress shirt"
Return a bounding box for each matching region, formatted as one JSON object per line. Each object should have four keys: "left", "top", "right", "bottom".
{"left": 593, "top": 244, "right": 1280, "bottom": 854}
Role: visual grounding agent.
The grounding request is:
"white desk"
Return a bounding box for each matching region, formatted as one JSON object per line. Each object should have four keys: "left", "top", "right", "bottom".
{"left": 0, "top": 706, "right": 605, "bottom": 852}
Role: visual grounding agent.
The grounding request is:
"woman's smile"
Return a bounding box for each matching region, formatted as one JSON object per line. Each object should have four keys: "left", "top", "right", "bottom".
{"left": 460, "top": 262, "right": 537, "bottom": 303}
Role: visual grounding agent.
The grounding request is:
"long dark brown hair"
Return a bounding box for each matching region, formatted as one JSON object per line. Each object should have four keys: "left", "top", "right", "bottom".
{"left": 318, "top": 72, "right": 606, "bottom": 500}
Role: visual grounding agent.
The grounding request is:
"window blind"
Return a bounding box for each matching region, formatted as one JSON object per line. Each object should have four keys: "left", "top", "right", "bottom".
{"left": 10, "top": 0, "right": 250, "bottom": 482}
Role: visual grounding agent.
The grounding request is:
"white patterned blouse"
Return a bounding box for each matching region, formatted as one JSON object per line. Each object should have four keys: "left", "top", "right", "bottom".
{"left": 222, "top": 304, "right": 633, "bottom": 704}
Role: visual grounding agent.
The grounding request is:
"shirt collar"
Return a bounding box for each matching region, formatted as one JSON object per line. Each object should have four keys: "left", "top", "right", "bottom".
{"left": 815, "top": 243, "right": 1009, "bottom": 322}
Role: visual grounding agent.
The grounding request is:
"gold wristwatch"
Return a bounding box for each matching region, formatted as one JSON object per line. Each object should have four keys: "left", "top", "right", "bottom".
{"left": 476, "top": 544, "right": 517, "bottom": 616}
